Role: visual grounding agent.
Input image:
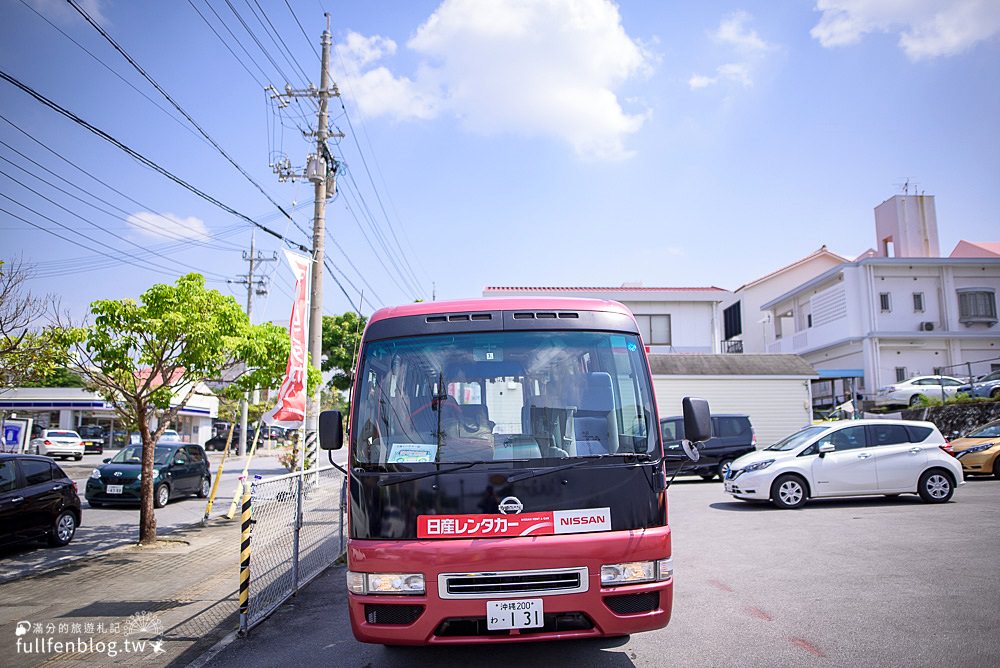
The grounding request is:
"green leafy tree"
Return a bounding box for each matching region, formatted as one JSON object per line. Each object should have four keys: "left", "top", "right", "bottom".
{"left": 22, "top": 367, "right": 85, "bottom": 388}
{"left": 0, "top": 258, "right": 72, "bottom": 388}
{"left": 321, "top": 311, "right": 366, "bottom": 392}
{"left": 65, "top": 273, "right": 289, "bottom": 545}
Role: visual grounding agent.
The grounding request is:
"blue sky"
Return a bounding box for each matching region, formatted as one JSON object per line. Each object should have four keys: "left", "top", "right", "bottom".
{"left": 1, "top": 0, "right": 998, "bottom": 324}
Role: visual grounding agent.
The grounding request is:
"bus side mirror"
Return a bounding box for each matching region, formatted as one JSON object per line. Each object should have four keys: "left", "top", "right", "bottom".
{"left": 318, "top": 410, "right": 343, "bottom": 450}
{"left": 682, "top": 397, "right": 711, "bottom": 443}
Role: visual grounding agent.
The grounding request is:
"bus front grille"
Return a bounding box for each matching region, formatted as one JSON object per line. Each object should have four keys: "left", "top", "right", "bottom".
{"left": 439, "top": 567, "right": 589, "bottom": 599}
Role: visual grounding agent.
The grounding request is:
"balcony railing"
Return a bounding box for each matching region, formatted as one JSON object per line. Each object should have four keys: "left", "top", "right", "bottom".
{"left": 721, "top": 340, "right": 744, "bottom": 354}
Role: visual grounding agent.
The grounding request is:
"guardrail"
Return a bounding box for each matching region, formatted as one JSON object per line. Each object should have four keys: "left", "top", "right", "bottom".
{"left": 240, "top": 465, "right": 347, "bottom": 634}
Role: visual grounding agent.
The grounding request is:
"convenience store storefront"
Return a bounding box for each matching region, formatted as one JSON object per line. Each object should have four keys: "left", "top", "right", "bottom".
{"left": 0, "top": 386, "right": 218, "bottom": 446}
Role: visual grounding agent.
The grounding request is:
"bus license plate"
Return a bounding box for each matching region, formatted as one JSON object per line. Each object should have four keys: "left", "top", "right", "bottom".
{"left": 487, "top": 599, "right": 543, "bottom": 630}
{"left": 106, "top": 485, "right": 124, "bottom": 494}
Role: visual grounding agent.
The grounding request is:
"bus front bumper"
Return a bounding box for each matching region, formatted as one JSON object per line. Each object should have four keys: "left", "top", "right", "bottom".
{"left": 345, "top": 526, "right": 673, "bottom": 645}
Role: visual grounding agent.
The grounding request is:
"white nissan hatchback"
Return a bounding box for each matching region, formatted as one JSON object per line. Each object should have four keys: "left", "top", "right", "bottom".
{"left": 724, "top": 420, "right": 963, "bottom": 509}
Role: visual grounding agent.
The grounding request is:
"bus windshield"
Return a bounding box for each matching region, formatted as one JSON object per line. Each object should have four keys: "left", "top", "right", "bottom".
{"left": 351, "top": 330, "right": 657, "bottom": 465}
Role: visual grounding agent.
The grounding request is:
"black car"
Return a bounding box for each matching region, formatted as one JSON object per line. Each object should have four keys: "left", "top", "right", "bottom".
{"left": 77, "top": 424, "right": 105, "bottom": 454}
{"left": 85, "top": 442, "right": 212, "bottom": 508}
{"left": 0, "top": 454, "right": 81, "bottom": 548}
{"left": 662, "top": 413, "right": 757, "bottom": 480}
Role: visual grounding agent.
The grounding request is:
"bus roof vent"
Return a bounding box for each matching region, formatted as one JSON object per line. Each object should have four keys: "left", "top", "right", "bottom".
{"left": 557, "top": 312, "right": 579, "bottom": 319}
{"left": 425, "top": 315, "right": 447, "bottom": 323}
{"left": 448, "top": 314, "right": 470, "bottom": 322}
{"left": 470, "top": 313, "right": 492, "bottom": 321}
{"left": 512, "top": 312, "right": 535, "bottom": 319}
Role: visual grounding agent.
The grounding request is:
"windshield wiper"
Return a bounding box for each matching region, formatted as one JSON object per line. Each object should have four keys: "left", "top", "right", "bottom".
{"left": 376, "top": 462, "right": 483, "bottom": 487}
{"left": 506, "top": 452, "right": 651, "bottom": 483}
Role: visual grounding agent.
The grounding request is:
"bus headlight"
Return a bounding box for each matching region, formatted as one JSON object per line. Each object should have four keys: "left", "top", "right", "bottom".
{"left": 601, "top": 558, "right": 673, "bottom": 586}
{"left": 347, "top": 571, "right": 425, "bottom": 595}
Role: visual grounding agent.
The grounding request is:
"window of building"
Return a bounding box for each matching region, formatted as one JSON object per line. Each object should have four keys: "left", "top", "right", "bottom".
{"left": 879, "top": 293, "right": 891, "bottom": 312}
{"left": 895, "top": 367, "right": 907, "bottom": 382}
{"left": 913, "top": 292, "right": 924, "bottom": 312}
{"left": 634, "top": 314, "right": 671, "bottom": 345}
{"left": 723, "top": 302, "right": 742, "bottom": 340}
{"left": 957, "top": 288, "right": 997, "bottom": 325}
{"left": 807, "top": 314, "right": 813, "bottom": 328}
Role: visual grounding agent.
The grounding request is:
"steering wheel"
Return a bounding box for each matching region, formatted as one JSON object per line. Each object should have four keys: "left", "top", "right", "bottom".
{"left": 409, "top": 399, "right": 479, "bottom": 433}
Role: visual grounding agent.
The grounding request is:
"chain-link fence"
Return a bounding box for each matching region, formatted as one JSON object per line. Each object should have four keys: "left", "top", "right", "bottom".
{"left": 241, "top": 465, "right": 347, "bottom": 633}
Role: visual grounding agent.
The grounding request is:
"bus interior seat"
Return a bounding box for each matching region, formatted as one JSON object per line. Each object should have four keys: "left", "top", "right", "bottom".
{"left": 572, "top": 372, "right": 620, "bottom": 456}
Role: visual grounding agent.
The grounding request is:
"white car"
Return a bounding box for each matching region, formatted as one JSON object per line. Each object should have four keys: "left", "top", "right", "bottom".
{"left": 30, "top": 429, "right": 85, "bottom": 460}
{"left": 875, "top": 375, "right": 966, "bottom": 407}
{"left": 723, "top": 419, "right": 963, "bottom": 509}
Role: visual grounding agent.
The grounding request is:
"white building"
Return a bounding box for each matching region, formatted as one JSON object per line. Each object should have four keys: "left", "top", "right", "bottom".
{"left": 721, "top": 246, "right": 848, "bottom": 355}
{"left": 761, "top": 256, "right": 1000, "bottom": 398}
{"left": 483, "top": 285, "right": 731, "bottom": 353}
{"left": 0, "top": 384, "right": 219, "bottom": 445}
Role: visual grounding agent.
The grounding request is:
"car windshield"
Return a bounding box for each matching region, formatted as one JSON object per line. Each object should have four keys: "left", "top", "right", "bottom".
{"left": 967, "top": 422, "right": 1000, "bottom": 438}
{"left": 352, "top": 330, "right": 657, "bottom": 465}
{"left": 111, "top": 445, "right": 177, "bottom": 466}
{"left": 48, "top": 431, "right": 79, "bottom": 438}
{"left": 766, "top": 425, "right": 829, "bottom": 451}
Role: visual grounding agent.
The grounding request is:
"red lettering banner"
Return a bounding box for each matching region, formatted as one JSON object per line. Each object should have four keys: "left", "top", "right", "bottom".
{"left": 262, "top": 251, "right": 311, "bottom": 429}
{"left": 417, "top": 508, "right": 611, "bottom": 539}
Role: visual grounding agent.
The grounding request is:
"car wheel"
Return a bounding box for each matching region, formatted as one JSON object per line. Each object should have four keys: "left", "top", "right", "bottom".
{"left": 991, "top": 388, "right": 1000, "bottom": 400}
{"left": 197, "top": 477, "right": 211, "bottom": 498}
{"left": 154, "top": 483, "right": 170, "bottom": 508}
{"left": 770, "top": 474, "right": 808, "bottom": 509}
{"left": 718, "top": 459, "right": 734, "bottom": 480}
{"left": 75, "top": 455, "right": 83, "bottom": 461}
{"left": 908, "top": 395, "right": 922, "bottom": 407}
{"left": 917, "top": 469, "right": 953, "bottom": 503}
{"left": 48, "top": 510, "right": 77, "bottom": 547}
{"left": 992, "top": 457, "right": 1000, "bottom": 481}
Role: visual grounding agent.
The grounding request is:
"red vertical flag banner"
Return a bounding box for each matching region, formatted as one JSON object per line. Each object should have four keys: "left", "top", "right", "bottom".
{"left": 262, "top": 251, "right": 311, "bottom": 428}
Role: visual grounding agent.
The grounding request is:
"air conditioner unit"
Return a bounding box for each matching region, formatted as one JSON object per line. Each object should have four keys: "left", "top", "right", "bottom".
{"left": 919, "top": 322, "right": 935, "bottom": 331}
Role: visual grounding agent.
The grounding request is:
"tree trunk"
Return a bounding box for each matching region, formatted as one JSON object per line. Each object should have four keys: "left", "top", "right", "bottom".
{"left": 137, "top": 403, "right": 157, "bottom": 545}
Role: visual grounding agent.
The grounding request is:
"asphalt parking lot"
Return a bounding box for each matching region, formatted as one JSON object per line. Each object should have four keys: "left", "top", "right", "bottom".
{"left": 208, "top": 475, "right": 1000, "bottom": 668}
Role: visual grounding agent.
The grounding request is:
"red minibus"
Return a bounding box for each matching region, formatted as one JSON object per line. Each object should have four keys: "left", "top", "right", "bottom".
{"left": 319, "top": 297, "right": 708, "bottom": 645}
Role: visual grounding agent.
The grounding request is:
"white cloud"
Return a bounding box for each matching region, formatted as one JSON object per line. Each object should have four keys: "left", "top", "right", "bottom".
{"left": 690, "top": 12, "right": 771, "bottom": 90}
{"left": 335, "top": 0, "right": 653, "bottom": 160}
{"left": 811, "top": 0, "right": 1000, "bottom": 60}
{"left": 126, "top": 212, "right": 210, "bottom": 241}
{"left": 28, "top": 0, "right": 107, "bottom": 25}
{"left": 715, "top": 10, "right": 771, "bottom": 53}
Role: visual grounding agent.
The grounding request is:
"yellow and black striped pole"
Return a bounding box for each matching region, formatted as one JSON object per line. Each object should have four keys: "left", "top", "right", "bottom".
{"left": 238, "top": 480, "right": 252, "bottom": 636}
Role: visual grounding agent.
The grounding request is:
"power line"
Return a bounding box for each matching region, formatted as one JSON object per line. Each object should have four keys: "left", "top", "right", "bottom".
{"left": 0, "top": 68, "right": 309, "bottom": 252}
{"left": 0, "top": 167, "right": 231, "bottom": 280}
{"left": 67, "top": 0, "right": 312, "bottom": 248}
{"left": 334, "top": 99, "right": 425, "bottom": 294}
{"left": 16, "top": 0, "right": 204, "bottom": 146}
{"left": 284, "top": 0, "right": 321, "bottom": 61}
{"left": 0, "top": 129, "right": 244, "bottom": 251}
{"left": 185, "top": 0, "right": 266, "bottom": 88}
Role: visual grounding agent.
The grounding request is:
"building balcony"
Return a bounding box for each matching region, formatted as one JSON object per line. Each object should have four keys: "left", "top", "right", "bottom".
{"left": 721, "top": 340, "right": 744, "bottom": 353}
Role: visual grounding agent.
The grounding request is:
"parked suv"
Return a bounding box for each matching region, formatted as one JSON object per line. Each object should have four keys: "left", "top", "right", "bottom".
{"left": 661, "top": 413, "right": 756, "bottom": 480}
{"left": 0, "top": 454, "right": 82, "bottom": 548}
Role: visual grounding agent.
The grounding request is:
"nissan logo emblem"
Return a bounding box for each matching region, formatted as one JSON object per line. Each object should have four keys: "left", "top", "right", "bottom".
{"left": 498, "top": 496, "right": 523, "bottom": 515}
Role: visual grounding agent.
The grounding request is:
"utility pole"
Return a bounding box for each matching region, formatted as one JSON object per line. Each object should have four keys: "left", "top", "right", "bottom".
{"left": 229, "top": 230, "right": 277, "bottom": 455}
{"left": 270, "top": 13, "right": 342, "bottom": 469}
